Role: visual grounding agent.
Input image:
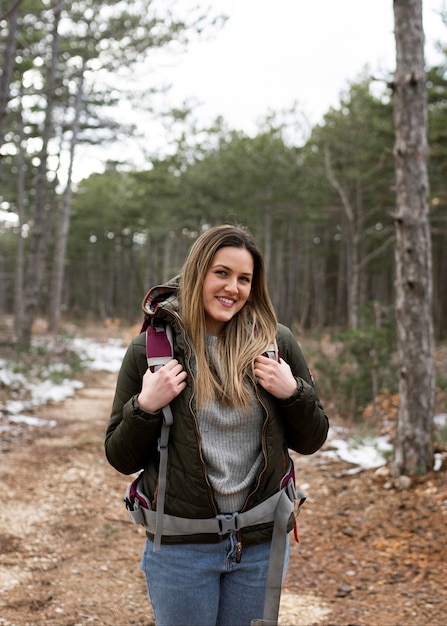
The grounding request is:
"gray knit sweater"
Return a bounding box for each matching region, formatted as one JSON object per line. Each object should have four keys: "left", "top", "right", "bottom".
{"left": 197, "top": 337, "right": 264, "bottom": 513}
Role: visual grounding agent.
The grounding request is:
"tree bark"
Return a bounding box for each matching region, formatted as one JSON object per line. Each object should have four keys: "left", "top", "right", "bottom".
{"left": 48, "top": 67, "right": 85, "bottom": 331}
{"left": 13, "top": 94, "right": 26, "bottom": 335}
{"left": 324, "top": 145, "right": 360, "bottom": 329}
{"left": 0, "top": 0, "right": 21, "bottom": 148}
{"left": 18, "top": 1, "right": 64, "bottom": 345}
{"left": 392, "top": 0, "right": 435, "bottom": 476}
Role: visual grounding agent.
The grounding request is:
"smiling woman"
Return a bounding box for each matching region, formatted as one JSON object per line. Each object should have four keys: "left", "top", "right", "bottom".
{"left": 105, "top": 223, "right": 329, "bottom": 626}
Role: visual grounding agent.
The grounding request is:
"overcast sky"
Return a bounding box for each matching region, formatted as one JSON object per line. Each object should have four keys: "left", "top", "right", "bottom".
{"left": 72, "top": 0, "right": 447, "bottom": 181}
{"left": 163, "top": 0, "right": 446, "bottom": 128}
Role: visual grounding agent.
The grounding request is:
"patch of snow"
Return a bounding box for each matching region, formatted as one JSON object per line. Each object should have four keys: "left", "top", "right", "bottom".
{"left": 433, "top": 453, "right": 443, "bottom": 472}
{"left": 0, "top": 360, "right": 26, "bottom": 386}
{"left": 434, "top": 413, "right": 447, "bottom": 428}
{"left": 28, "top": 378, "right": 84, "bottom": 406}
{"left": 8, "top": 414, "right": 57, "bottom": 428}
{"left": 326, "top": 414, "right": 447, "bottom": 472}
{"left": 71, "top": 338, "right": 126, "bottom": 372}
{"left": 0, "top": 338, "right": 125, "bottom": 430}
{"left": 324, "top": 434, "right": 393, "bottom": 470}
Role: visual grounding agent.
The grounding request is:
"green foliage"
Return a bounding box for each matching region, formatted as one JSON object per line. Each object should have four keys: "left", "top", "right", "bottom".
{"left": 178, "top": 128, "right": 301, "bottom": 226}
{"left": 315, "top": 306, "right": 397, "bottom": 419}
{"left": 434, "top": 417, "right": 447, "bottom": 452}
{"left": 436, "top": 373, "right": 447, "bottom": 394}
{"left": 302, "top": 78, "right": 395, "bottom": 246}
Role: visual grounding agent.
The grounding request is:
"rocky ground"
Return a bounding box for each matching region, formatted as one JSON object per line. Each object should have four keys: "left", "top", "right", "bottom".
{"left": 0, "top": 328, "right": 446, "bottom": 626}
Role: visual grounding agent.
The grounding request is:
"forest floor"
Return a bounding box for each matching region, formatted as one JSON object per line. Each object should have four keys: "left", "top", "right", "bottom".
{"left": 0, "top": 323, "right": 446, "bottom": 626}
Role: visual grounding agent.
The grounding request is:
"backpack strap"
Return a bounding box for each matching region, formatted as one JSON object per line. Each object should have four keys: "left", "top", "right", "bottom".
{"left": 145, "top": 321, "right": 174, "bottom": 551}
{"left": 263, "top": 343, "right": 278, "bottom": 361}
{"left": 146, "top": 322, "right": 174, "bottom": 371}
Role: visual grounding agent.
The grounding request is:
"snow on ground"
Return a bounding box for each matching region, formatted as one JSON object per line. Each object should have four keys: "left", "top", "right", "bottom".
{"left": 324, "top": 428, "right": 394, "bottom": 472}
{"left": 0, "top": 337, "right": 126, "bottom": 428}
{"left": 1, "top": 337, "right": 446, "bottom": 472}
{"left": 70, "top": 337, "right": 128, "bottom": 373}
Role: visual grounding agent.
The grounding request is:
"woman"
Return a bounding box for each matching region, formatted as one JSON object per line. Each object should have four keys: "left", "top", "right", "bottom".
{"left": 105, "top": 224, "right": 329, "bottom": 626}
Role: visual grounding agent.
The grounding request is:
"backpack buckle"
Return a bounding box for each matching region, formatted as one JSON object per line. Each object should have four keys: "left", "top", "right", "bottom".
{"left": 217, "top": 512, "right": 239, "bottom": 535}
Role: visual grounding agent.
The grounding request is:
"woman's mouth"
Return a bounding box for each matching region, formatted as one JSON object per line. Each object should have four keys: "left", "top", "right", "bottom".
{"left": 216, "top": 297, "right": 235, "bottom": 308}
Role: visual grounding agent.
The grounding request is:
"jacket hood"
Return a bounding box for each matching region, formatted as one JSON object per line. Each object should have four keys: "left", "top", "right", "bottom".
{"left": 141, "top": 275, "right": 180, "bottom": 319}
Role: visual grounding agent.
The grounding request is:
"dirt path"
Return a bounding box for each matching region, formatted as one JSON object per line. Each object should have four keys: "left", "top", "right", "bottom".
{"left": 0, "top": 368, "right": 446, "bottom": 625}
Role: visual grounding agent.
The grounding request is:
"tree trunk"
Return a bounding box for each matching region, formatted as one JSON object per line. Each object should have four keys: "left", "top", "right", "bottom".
{"left": 324, "top": 146, "right": 359, "bottom": 329}
{"left": 13, "top": 95, "right": 26, "bottom": 336}
{"left": 48, "top": 67, "right": 85, "bottom": 332}
{"left": 284, "top": 215, "right": 298, "bottom": 329}
{"left": 18, "top": 1, "right": 64, "bottom": 345}
{"left": 392, "top": 0, "right": 435, "bottom": 476}
{"left": 162, "top": 232, "right": 174, "bottom": 284}
{"left": 0, "top": 0, "right": 21, "bottom": 147}
{"left": 298, "top": 239, "right": 312, "bottom": 329}
{"left": 263, "top": 204, "right": 272, "bottom": 281}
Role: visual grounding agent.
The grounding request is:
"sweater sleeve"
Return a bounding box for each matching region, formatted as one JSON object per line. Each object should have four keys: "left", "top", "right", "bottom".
{"left": 105, "top": 334, "right": 162, "bottom": 475}
{"left": 276, "top": 324, "right": 329, "bottom": 455}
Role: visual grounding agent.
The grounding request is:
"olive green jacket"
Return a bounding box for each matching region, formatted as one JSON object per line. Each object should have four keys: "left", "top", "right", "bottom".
{"left": 105, "top": 281, "right": 329, "bottom": 546}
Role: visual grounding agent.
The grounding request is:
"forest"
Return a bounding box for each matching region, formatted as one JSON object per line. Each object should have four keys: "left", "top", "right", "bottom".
{"left": 1, "top": 2, "right": 446, "bottom": 335}
{"left": 0, "top": 2, "right": 446, "bottom": 450}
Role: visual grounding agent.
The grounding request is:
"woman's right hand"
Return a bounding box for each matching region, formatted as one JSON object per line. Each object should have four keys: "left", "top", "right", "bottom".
{"left": 137, "top": 360, "right": 187, "bottom": 413}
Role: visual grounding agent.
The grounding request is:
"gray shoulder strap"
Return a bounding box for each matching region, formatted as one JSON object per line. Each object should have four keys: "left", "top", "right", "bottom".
{"left": 145, "top": 322, "right": 174, "bottom": 552}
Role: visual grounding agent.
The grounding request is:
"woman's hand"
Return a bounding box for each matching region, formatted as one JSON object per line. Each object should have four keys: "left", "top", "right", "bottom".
{"left": 254, "top": 355, "right": 298, "bottom": 399}
{"left": 137, "top": 360, "right": 187, "bottom": 413}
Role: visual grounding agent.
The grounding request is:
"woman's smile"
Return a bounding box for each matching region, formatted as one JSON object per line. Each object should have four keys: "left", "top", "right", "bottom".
{"left": 216, "top": 296, "right": 236, "bottom": 308}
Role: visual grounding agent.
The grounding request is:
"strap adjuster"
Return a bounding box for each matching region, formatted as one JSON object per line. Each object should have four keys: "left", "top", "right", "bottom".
{"left": 285, "top": 478, "right": 297, "bottom": 502}
{"left": 217, "top": 512, "right": 239, "bottom": 534}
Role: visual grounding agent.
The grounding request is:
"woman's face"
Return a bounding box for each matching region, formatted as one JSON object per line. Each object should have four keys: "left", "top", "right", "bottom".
{"left": 202, "top": 246, "right": 254, "bottom": 335}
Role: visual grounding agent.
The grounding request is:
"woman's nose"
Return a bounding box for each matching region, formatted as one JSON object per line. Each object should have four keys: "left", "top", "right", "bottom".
{"left": 224, "top": 277, "right": 238, "bottom": 292}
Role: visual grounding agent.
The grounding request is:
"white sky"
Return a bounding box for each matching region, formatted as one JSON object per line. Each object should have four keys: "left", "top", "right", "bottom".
{"left": 74, "top": 0, "right": 447, "bottom": 180}
{"left": 170, "top": 0, "right": 446, "bottom": 126}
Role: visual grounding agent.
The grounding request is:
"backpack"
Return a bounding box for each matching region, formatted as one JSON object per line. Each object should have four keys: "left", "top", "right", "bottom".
{"left": 124, "top": 319, "right": 305, "bottom": 626}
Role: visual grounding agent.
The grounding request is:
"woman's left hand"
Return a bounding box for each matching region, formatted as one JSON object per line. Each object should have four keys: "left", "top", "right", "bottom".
{"left": 254, "top": 355, "right": 298, "bottom": 399}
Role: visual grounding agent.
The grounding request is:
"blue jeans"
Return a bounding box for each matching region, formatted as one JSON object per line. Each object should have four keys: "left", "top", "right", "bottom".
{"left": 140, "top": 533, "right": 290, "bottom": 626}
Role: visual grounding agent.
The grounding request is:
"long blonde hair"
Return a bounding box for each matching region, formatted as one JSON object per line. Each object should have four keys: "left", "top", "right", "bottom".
{"left": 179, "top": 224, "right": 277, "bottom": 408}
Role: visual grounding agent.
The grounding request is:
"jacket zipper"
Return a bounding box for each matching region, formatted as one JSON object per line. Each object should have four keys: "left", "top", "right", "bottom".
{"left": 169, "top": 311, "right": 218, "bottom": 517}
{"left": 241, "top": 388, "right": 270, "bottom": 513}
